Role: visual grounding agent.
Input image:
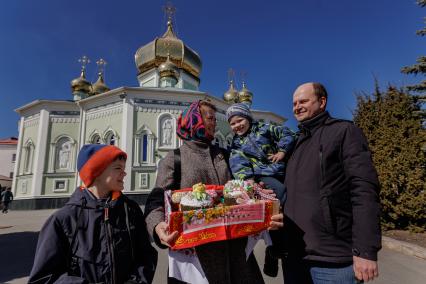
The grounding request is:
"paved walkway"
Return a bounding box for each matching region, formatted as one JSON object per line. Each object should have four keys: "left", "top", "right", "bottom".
{"left": 1, "top": 209, "right": 425, "bottom": 284}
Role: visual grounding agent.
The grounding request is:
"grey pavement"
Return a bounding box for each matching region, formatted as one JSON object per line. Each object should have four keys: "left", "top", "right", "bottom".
{"left": 1, "top": 209, "right": 425, "bottom": 284}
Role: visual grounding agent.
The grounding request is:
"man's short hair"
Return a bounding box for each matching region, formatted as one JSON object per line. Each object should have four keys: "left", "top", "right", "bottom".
{"left": 199, "top": 99, "right": 217, "bottom": 112}
{"left": 312, "top": 82, "right": 328, "bottom": 100}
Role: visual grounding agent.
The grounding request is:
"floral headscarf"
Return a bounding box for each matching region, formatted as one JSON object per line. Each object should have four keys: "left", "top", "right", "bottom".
{"left": 177, "top": 101, "right": 214, "bottom": 142}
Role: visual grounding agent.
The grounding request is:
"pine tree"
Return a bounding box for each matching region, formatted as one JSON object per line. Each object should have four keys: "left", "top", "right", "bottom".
{"left": 401, "top": 0, "right": 426, "bottom": 99}
{"left": 354, "top": 85, "right": 426, "bottom": 231}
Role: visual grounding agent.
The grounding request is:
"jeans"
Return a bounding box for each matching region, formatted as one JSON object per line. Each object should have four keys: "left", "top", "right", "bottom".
{"left": 257, "top": 176, "right": 286, "bottom": 204}
{"left": 310, "top": 265, "right": 358, "bottom": 284}
{"left": 282, "top": 257, "right": 359, "bottom": 284}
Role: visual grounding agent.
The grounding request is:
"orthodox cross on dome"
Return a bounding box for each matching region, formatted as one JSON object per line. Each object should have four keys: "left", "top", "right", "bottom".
{"left": 163, "top": 1, "right": 176, "bottom": 23}
{"left": 228, "top": 68, "right": 236, "bottom": 84}
{"left": 96, "top": 58, "right": 107, "bottom": 74}
{"left": 78, "top": 55, "right": 90, "bottom": 72}
{"left": 240, "top": 70, "right": 247, "bottom": 85}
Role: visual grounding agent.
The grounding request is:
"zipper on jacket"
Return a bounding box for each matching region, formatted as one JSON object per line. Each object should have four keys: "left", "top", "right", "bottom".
{"left": 104, "top": 204, "right": 116, "bottom": 284}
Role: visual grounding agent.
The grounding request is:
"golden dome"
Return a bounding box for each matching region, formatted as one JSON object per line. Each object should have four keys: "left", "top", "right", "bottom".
{"left": 224, "top": 80, "right": 239, "bottom": 103}
{"left": 158, "top": 53, "right": 180, "bottom": 80}
{"left": 238, "top": 82, "right": 253, "bottom": 105}
{"left": 71, "top": 69, "right": 91, "bottom": 94}
{"left": 134, "top": 20, "right": 202, "bottom": 81}
{"left": 91, "top": 72, "right": 110, "bottom": 95}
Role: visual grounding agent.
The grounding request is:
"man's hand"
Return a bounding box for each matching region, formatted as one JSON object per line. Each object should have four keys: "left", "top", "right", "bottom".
{"left": 155, "top": 222, "right": 179, "bottom": 247}
{"left": 268, "top": 151, "right": 285, "bottom": 163}
{"left": 268, "top": 213, "right": 284, "bottom": 230}
{"left": 353, "top": 255, "right": 379, "bottom": 282}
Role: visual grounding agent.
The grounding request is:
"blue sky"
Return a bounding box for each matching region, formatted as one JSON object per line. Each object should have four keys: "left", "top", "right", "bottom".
{"left": 0, "top": 0, "right": 424, "bottom": 137}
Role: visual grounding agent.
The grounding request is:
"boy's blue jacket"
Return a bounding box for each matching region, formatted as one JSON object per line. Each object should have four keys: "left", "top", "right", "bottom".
{"left": 29, "top": 188, "right": 158, "bottom": 284}
{"left": 229, "top": 122, "right": 295, "bottom": 179}
{"left": 230, "top": 121, "right": 295, "bottom": 179}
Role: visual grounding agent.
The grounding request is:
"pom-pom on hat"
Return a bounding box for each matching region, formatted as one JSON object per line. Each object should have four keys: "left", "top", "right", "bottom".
{"left": 77, "top": 144, "right": 127, "bottom": 187}
{"left": 226, "top": 103, "right": 253, "bottom": 122}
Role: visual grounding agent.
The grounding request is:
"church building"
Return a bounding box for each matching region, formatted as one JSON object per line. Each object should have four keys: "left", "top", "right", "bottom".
{"left": 11, "top": 9, "right": 286, "bottom": 209}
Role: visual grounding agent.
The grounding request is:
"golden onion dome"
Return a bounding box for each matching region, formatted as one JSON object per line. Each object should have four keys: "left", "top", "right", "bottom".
{"left": 223, "top": 80, "right": 239, "bottom": 103}
{"left": 238, "top": 82, "right": 253, "bottom": 105}
{"left": 71, "top": 69, "right": 91, "bottom": 94}
{"left": 91, "top": 72, "right": 110, "bottom": 95}
{"left": 134, "top": 20, "right": 202, "bottom": 81}
{"left": 158, "top": 53, "right": 180, "bottom": 80}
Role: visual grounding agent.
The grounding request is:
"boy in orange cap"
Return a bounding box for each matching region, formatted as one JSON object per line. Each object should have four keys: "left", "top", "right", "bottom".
{"left": 29, "top": 144, "right": 158, "bottom": 284}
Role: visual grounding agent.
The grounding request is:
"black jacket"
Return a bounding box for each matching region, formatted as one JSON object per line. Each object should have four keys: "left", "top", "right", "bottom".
{"left": 283, "top": 111, "right": 381, "bottom": 263}
{"left": 29, "top": 188, "right": 158, "bottom": 284}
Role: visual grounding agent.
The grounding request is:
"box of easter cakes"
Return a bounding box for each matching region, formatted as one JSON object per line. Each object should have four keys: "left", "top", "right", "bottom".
{"left": 165, "top": 180, "right": 280, "bottom": 250}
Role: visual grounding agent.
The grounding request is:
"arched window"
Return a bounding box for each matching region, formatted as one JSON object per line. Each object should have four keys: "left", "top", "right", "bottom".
{"left": 105, "top": 131, "right": 116, "bottom": 146}
{"left": 88, "top": 131, "right": 101, "bottom": 144}
{"left": 102, "top": 127, "right": 119, "bottom": 146}
{"left": 92, "top": 134, "right": 101, "bottom": 144}
{"left": 23, "top": 139, "right": 35, "bottom": 174}
{"left": 134, "top": 125, "right": 156, "bottom": 166}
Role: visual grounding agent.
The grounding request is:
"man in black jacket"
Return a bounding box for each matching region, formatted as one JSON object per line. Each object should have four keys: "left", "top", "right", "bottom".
{"left": 269, "top": 82, "right": 381, "bottom": 283}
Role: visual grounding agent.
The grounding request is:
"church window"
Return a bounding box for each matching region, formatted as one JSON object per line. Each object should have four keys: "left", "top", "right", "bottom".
{"left": 141, "top": 134, "right": 148, "bottom": 162}
{"left": 23, "top": 140, "right": 34, "bottom": 174}
{"left": 91, "top": 134, "right": 101, "bottom": 144}
{"left": 134, "top": 125, "right": 156, "bottom": 166}
{"left": 105, "top": 131, "right": 116, "bottom": 145}
{"left": 139, "top": 173, "right": 149, "bottom": 188}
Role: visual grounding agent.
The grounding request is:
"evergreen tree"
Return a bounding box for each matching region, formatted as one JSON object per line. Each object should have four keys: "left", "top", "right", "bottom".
{"left": 401, "top": 0, "right": 426, "bottom": 94}
{"left": 354, "top": 85, "right": 426, "bottom": 232}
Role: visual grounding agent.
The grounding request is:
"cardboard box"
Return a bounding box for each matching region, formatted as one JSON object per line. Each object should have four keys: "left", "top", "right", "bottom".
{"left": 165, "top": 185, "right": 279, "bottom": 250}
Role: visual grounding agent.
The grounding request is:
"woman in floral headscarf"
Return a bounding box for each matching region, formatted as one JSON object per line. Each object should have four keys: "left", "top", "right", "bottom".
{"left": 144, "top": 100, "right": 264, "bottom": 284}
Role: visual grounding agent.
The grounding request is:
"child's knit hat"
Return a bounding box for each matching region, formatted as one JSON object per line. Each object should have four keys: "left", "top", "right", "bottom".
{"left": 226, "top": 103, "right": 253, "bottom": 122}
{"left": 77, "top": 144, "right": 127, "bottom": 187}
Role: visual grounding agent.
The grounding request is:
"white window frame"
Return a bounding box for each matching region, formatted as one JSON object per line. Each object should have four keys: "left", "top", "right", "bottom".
{"left": 139, "top": 173, "right": 150, "bottom": 189}
{"left": 53, "top": 179, "right": 68, "bottom": 193}
{"left": 103, "top": 127, "right": 119, "bottom": 146}
{"left": 134, "top": 125, "right": 156, "bottom": 166}
{"left": 88, "top": 130, "right": 102, "bottom": 144}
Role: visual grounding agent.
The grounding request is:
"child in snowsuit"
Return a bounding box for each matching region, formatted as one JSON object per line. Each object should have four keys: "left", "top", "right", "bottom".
{"left": 226, "top": 103, "right": 295, "bottom": 277}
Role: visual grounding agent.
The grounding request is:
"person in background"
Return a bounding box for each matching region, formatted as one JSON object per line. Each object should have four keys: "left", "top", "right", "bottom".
{"left": 1, "top": 187, "right": 13, "bottom": 213}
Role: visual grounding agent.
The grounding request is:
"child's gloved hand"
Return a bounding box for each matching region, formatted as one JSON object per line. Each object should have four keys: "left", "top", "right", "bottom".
{"left": 268, "top": 151, "right": 285, "bottom": 163}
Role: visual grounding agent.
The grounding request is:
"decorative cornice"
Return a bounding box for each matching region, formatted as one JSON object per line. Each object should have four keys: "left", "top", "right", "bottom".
{"left": 50, "top": 117, "right": 80, "bottom": 123}
{"left": 51, "top": 111, "right": 80, "bottom": 116}
{"left": 134, "top": 98, "right": 191, "bottom": 107}
{"left": 86, "top": 101, "right": 122, "bottom": 113}
{"left": 24, "top": 116, "right": 40, "bottom": 127}
{"left": 136, "top": 106, "right": 182, "bottom": 115}
{"left": 86, "top": 106, "right": 123, "bottom": 120}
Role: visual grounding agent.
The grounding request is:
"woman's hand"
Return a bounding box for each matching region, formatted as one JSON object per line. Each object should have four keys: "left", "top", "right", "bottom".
{"left": 268, "top": 213, "right": 284, "bottom": 230}
{"left": 155, "top": 222, "right": 179, "bottom": 247}
{"left": 268, "top": 151, "right": 285, "bottom": 163}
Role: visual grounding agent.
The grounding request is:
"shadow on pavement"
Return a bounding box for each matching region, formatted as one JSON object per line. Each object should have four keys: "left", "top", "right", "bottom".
{"left": 0, "top": 231, "right": 39, "bottom": 283}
